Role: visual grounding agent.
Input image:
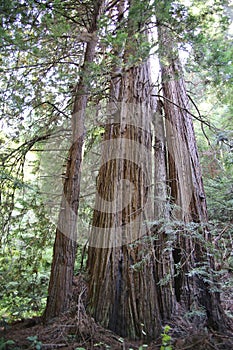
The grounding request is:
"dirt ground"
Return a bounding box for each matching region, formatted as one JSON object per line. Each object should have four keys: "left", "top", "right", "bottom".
{"left": 1, "top": 274, "right": 233, "bottom": 350}
{"left": 1, "top": 312, "right": 233, "bottom": 350}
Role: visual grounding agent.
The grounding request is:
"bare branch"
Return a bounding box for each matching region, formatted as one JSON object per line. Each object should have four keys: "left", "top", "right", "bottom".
{"left": 187, "top": 94, "right": 212, "bottom": 146}
{"left": 35, "top": 101, "right": 69, "bottom": 119}
{"left": 152, "top": 94, "right": 217, "bottom": 132}
{"left": 105, "top": 0, "right": 120, "bottom": 12}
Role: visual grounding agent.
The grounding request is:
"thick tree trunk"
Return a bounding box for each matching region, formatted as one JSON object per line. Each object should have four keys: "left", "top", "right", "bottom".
{"left": 87, "top": 59, "right": 162, "bottom": 339}
{"left": 43, "top": 1, "right": 102, "bottom": 321}
{"left": 87, "top": 0, "right": 228, "bottom": 340}
{"left": 158, "top": 25, "right": 227, "bottom": 330}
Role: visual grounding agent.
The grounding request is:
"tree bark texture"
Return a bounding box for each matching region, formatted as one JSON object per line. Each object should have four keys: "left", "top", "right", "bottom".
{"left": 87, "top": 58, "right": 162, "bottom": 339}
{"left": 152, "top": 101, "right": 175, "bottom": 320}
{"left": 43, "top": 0, "right": 103, "bottom": 321}
{"left": 159, "top": 25, "right": 227, "bottom": 331}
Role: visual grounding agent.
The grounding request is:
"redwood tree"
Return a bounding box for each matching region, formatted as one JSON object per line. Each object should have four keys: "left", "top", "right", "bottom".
{"left": 86, "top": 0, "right": 228, "bottom": 339}
{"left": 157, "top": 14, "right": 226, "bottom": 330}
{"left": 87, "top": 0, "right": 162, "bottom": 339}
{"left": 43, "top": 0, "right": 103, "bottom": 321}
{"left": 0, "top": 0, "right": 230, "bottom": 338}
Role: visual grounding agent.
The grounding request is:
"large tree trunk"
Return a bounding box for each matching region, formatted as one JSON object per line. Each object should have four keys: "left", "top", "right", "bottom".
{"left": 86, "top": 0, "right": 228, "bottom": 340}
{"left": 158, "top": 24, "right": 227, "bottom": 331}
{"left": 87, "top": 0, "right": 164, "bottom": 339}
{"left": 43, "top": 1, "right": 102, "bottom": 321}
{"left": 87, "top": 61, "right": 162, "bottom": 341}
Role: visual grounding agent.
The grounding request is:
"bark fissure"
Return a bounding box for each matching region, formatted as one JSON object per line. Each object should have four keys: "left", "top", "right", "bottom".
{"left": 43, "top": 0, "right": 103, "bottom": 321}
{"left": 87, "top": 56, "right": 162, "bottom": 338}
{"left": 158, "top": 24, "right": 227, "bottom": 330}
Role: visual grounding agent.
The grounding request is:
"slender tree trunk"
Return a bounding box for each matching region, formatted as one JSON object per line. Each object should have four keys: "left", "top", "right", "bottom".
{"left": 152, "top": 101, "right": 175, "bottom": 320}
{"left": 158, "top": 24, "right": 227, "bottom": 331}
{"left": 43, "top": 1, "right": 102, "bottom": 321}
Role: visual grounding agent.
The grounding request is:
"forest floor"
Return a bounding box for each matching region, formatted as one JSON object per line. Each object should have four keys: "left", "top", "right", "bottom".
{"left": 1, "top": 274, "right": 233, "bottom": 350}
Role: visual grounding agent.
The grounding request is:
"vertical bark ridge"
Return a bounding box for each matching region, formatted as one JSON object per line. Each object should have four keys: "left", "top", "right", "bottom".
{"left": 43, "top": 0, "right": 103, "bottom": 321}
{"left": 152, "top": 100, "right": 175, "bottom": 319}
{"left": 158, "top": 25, "right": 227, "bottom": 330}
{"left": 87, "top": 59, "right": 162, "bottom": 339}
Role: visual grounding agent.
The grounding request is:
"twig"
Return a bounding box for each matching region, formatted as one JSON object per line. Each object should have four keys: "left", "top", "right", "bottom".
{"left": 152, "top": 94, "right": 215, "bottom": 131}
{"left": 35, "top": 101, "right": 69, "bottom": 118}
{"left": 179, "top": 337, "right": 206, "bottom": 350}
{"left": 105, "top": 0, "right": 120, "bottom": 12}
{"left": 41, "top": 344, "right": 67, "bottom": 349}
{"left": 187, "top": 94, "right": 212, "bottom": 146}
{"left": 214, "top": 224, "right": 231, "bottom": 244}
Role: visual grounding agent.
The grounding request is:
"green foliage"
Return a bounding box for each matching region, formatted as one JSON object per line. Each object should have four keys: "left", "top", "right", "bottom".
{"left": 27, "top": 336, "right": 42, "bottom": 350}
{"left": 0, "top": 338, "right": 15, "bottom": 350}
{"left": 0, "top": 184, "right": 54, "bottom": 320}
{"left": 0, "top": 0, "right": 87, "bottom": 320}
{"left": 205, "top": 175, "right": 233, "bottom": 222}
{"left": 160, "top": 325, "right": 172, "bottom": 350}
{"left": 184, "top": 306, "right": 206, "bottom": 320}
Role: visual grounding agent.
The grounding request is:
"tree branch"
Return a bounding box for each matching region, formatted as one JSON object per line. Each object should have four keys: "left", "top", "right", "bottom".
{"left": 187, "top": 94, "right": 212, "bottom": 146}
{"left": 152, "top": 94, "right": 217, "bottom": 132}
{"left": 35, "top": 101, "right": 69, "bottom": 119}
